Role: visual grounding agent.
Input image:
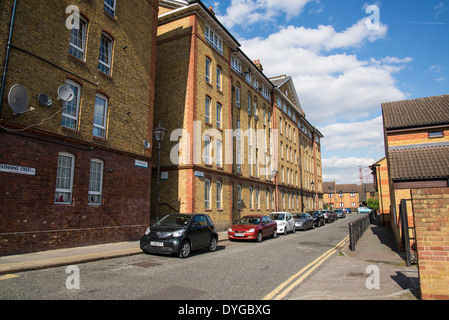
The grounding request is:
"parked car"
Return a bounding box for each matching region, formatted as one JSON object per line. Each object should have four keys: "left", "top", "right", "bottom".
{"left": 140, "top": 213, "right": 218, "bottom": 258}
{"left": 335, "top": 209, "right": 346, "bottom": 219}
{"left": 269, "top": 212, "right": 296, "bottom": 235}
{"left": 358, "top": 207, "right": 373, "bottom": 214}
{"left": 310, "top": 211, "right": 325, "bottom": 227}
{"left": 228, "top": 215, "right": 277, "bottom": 242}
{"left": 292, "top": 213, "right": 315, "bottom": 231}
{"left": 321, "top": 210, "right": 336, "bottom": 223}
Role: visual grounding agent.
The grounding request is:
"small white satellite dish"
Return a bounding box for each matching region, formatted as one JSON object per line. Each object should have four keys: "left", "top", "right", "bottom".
{"left": 8, "top": 84, "right": 29, "bottom": 114}
{"left": 57, "top": 85, "right": 74, "bottom": 102}
{"left": 38, "top": 93, "right": 52, "bottom": 107}
{"left": 144, "top": 140, "right": 151, "bottom": 149}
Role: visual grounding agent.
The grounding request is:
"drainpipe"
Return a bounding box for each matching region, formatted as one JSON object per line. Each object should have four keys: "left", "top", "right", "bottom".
{"left": 0, "top": 0, "right": 18, "bottom": 120}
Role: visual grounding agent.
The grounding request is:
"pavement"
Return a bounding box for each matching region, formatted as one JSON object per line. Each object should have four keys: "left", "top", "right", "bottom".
{"left": 0, "top": 217, "right": 420, "bottom": 300}
{"left": 288, "top": 216, "right": 420, "bottom": 300}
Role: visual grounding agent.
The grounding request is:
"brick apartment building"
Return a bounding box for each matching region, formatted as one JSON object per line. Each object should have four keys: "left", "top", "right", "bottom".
{"left": 153, "top": 0, "right": 323, "bottom": 230}
{"left": 381, "top": 94, "right": 449, "bottom": 300}
{"left": 0, "top": 0, "right": 159, "bottom": 255}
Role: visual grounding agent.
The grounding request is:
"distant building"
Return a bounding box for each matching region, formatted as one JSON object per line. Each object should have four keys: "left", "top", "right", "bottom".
{"left": 322, "top": 182, "right": 377, "bottom": 210}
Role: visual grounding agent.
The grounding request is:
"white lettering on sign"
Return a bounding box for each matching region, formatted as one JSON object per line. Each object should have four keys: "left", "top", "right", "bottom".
{"left": 0, "top": 164, "right": 36, "bottom": 176}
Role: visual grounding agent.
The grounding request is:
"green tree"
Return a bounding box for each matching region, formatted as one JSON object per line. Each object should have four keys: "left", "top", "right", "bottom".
{"left": 367, "top": 196, "right": 379, "bottom": 210}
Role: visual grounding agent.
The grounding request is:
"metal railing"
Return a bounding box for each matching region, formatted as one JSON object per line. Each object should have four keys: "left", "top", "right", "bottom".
{"left": 349, "top": 211, "right": 376, "bottom": 251}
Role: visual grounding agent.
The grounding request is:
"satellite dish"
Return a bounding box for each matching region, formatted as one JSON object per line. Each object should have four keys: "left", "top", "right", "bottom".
{"left": 38, "top": 93, "right": 52, "bottom": 107}
{"left": 57, "top": 85, "right": 74, "bottom": 102}
{"left": 8, "top": 84, "right": 29, "bottom": 114}
{"left": 144, "top": 140, "right": 151, "bottom": 149}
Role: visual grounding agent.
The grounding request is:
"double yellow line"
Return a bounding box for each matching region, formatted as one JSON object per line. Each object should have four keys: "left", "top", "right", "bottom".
{"left": 263, "top": 235, "right": 349, "bottom": 300}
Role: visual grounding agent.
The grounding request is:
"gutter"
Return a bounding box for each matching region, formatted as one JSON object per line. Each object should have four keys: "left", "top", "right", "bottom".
{"left": 0, "top": 0, "right": 18, "bottom": 120}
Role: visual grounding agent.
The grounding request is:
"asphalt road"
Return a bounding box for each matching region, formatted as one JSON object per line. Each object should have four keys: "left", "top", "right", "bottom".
{"left": 0, "top": 214, "right": 361, "bottom": 300}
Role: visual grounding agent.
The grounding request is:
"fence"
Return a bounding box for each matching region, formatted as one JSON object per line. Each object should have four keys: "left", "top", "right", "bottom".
{"left": 349, "top": 211, "right": 376, "bottom": 251}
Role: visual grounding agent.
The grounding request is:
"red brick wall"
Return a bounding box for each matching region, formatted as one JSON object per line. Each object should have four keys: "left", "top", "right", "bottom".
{"left": 0, "top": 132, "right": 151, "bottom": 256}
{"left": 412, "top": 187, "right": 449, "bottom": 300}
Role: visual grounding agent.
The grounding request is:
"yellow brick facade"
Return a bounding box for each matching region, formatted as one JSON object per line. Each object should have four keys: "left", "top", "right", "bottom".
{"left": 153, "top": 1, "right": 323, "bottom": 231}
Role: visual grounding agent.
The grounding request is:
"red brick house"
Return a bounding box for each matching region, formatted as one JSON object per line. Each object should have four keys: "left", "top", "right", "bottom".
{"left": 382, "top": 94, "right": 449, "bottom": 300}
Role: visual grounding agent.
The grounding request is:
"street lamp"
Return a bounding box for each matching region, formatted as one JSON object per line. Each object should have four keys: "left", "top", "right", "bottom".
{"left": 311, "top": 180, "right": 315, "bottom": 211}
{"left": 153, "top": 122, "right": 167, "bottom": 222}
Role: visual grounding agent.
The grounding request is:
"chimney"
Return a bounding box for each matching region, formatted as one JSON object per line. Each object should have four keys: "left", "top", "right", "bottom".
{"left": 254, "top": 59, "right": 263, "bottom": 72}
{"left": 209, "top": 6, "right": 215, "bottom": 15}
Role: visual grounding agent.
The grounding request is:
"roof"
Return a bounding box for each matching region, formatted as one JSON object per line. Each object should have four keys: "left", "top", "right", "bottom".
{"left": 382, "top": 94, "right": 449, "bottom": 130}
{"left": 389, "top": 146, "right": 449, "bottom": 181}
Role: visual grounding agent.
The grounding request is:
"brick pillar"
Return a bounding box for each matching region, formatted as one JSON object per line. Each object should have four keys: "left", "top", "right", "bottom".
{"left": 412, "top": 187, "right": 449, "bottom": 300}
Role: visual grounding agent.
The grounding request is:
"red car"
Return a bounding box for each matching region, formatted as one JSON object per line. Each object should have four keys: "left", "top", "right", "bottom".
{"left": 228, "top": 215, "right": 277, "bottom": 242}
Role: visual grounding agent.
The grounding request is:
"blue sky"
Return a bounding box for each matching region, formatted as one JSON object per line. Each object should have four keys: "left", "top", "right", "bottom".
{"left": 202, "top": 0, "right": 449, "bottom": 184}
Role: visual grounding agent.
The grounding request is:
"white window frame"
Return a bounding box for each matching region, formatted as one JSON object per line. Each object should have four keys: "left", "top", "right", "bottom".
{"left": 98, "top": 33, "right": 113, "bottom": 75}
{"left": 235, "top": 85, "right": 241, "bottom": 108}
{"left": 55, "top": 152, "right": 75, "bottom": 204}
{"left": 216, "top": 66, "right": 222, "bottom": 90}
{"left": 216, "top": 140, "right": 222, "bottom": 167}
{"left": 104, "top": 0, "right": 116, "bottom": 17}
{"left": 231, "top": 56, "right": 242, "bottom": 74}
{"left": 205, "top": 25, "right": 223, "bottom": 54}
{"left": 89, "top": 158, "right": 104, "bottom": 205}
{"left": 204, "top": 135, "right": 211, "bottom": 165}
{"left": 216, "top": 102, "right": 222, "bottom": 129}
{"left": 69, "top": 16, "right": 87, "bottom": 60}
{"left": 61, "top": 80, "right": 81, "bottom": 130}
{"left": 256, "top": 188, "right": 260, "bottom": 210}
{"left": 205, "top": 96, "right": 211, "bottom": 123}
{"left": 205, "top": 57, "right": 211, "bottom": 83}
{"left": 93, "top": 94, "right": 108, "bottom": 138}
{"left": 205, "top": 178, "right": 211, "bottom": 209}
{"left": 216, "top": 180, "right": 222, "bottom": 209}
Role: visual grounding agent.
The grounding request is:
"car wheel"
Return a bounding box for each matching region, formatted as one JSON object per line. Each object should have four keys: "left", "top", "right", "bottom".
{"left": 256, "top": 231, "right": 263, "bottom": 242}
{"left": 208, "top": 237, "right": 218, "bottom": 252}
{"left": 292, "top": 225, "right": 296, "bottom": 233}
{"left": 272, "top": 228, "right": 277, "bottom": 238}
{"left": 178, "top": 240, "right": 191, "bottom": 258}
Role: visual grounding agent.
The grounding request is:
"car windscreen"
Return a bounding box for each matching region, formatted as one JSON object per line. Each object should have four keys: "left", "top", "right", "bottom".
{"left": 156, "top": 214, "right": 191, "bottom": 227}
{"left": 237, "top": 216, "right": 261, "bottom": 225}
{"left": 269, "top": 213, "right": 285, "bottom": 220}
{"left": 294, "top": 213, "right": 308, "bottom": 219}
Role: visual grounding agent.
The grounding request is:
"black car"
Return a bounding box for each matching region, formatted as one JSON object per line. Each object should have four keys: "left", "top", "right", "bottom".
{"left": 310, "top": 211, "right": 325, "bottom": 227}
{"left": 140, "top": 213, "right": 218, "bottom": 258}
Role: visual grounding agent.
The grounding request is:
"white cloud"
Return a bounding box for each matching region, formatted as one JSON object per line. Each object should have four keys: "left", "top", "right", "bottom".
{"left": 322, "top": 156, "right": 376, "bottom": 184}
{"left": 240, "top": 20, "right": 409, "bottom": 125}
{"left": 217, "top": 0, "right": 313, "bottom": 28}
{"left": 319, "top": 117, "right": 384, "bottom": 152}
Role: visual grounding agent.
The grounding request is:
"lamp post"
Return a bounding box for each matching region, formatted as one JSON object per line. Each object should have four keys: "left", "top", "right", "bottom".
{"left": 311, "top": 180, "right": 315, "bottom": 211}
{"left": 153, "top": 122, "right": 167, "bottom": 222}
